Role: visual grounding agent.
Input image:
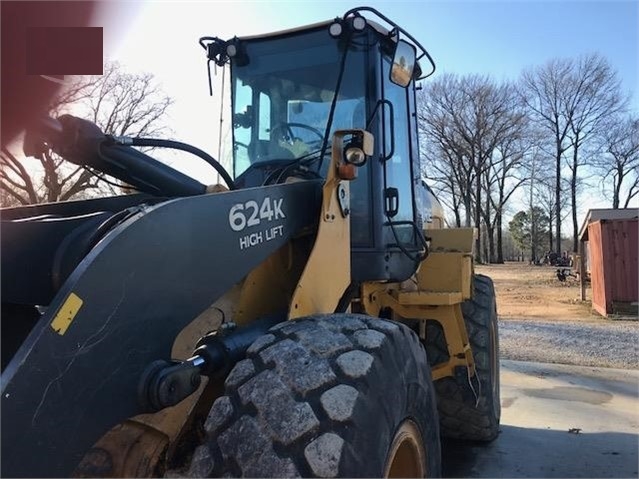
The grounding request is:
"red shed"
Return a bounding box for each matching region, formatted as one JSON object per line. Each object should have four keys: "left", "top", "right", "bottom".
{"left": 578, "top": 209, "right": 639, "bottom": 317}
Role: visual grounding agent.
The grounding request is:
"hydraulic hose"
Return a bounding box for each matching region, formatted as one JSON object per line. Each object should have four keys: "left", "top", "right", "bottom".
{"left": 128, "top": 138, "right": 236, "bottom": 190}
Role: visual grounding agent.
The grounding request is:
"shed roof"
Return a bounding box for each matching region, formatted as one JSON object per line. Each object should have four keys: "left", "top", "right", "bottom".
{"left": 579, "top": 208, "right": 639, "bottom": 241}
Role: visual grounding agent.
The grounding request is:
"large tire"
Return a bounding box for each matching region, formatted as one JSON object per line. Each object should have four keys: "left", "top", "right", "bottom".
{"left": 430, "top": 274, "right": 500, "bottom": 442}
{"left": 184, "top": 314, "right": 441, "bottom": 477}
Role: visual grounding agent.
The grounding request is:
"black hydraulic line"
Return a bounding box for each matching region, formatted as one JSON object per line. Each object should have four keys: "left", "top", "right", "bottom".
{"left": 98, "top": 144, "right": 207, "bottom": 197}
{"left": 317, "top": 30, "right": 353, "bottom": 173}
{"left": 32, "top": 115, "right": 209, "bottom": 198}
{"left": 385, "top": 218, "right": 429, "bottom": 265}
{"left": 334, "top": 282, "right": 360, "bottom": 313}
{"left": 128, "top": 138, "right": 236, "bottom": 190}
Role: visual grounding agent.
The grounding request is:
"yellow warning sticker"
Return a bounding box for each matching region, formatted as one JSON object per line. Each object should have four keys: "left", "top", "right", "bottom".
{"left": 50, "top": 293, "right": 83, "bottom": 335}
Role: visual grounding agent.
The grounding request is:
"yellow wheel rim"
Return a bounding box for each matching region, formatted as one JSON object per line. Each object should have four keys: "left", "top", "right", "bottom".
{"left": 384, "top": 419, "right": 427, "bottom": 478}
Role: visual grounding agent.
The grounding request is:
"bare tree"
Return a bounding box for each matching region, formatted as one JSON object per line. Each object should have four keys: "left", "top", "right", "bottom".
{"left": 0, "top": 62, "right": 173, "bottom": 206}
{"left": 520, "top": 54, "right": 626, "bottom": 252}
{"left": 519, "top": 58, "right": 573, "bottom": 254}
{"left": 532, "top": 176, "right": 558, "bottom": 252}
{"left": 487, "top": 129, "right": 530, "bottom": 263}
{"left": 420, "top": 143, "right": 466, "bottom": 227}
{"left": 419, "top": 75, "right": 527, "bottom": 263}
{"left": 596, "top": 114, "right": 639, "bottom": 208}
{"left": 0, "top": 146, "right": 100, "bottom": 205}
{"left": 564, "top": 54, "right": 625, "bottom": 251}
{"left": 76, "top": 62, "right": 173, "bottom": 138}
{"left": 481, "top": 85, "right": 532, "bottom": 263}
{"left": 418, "top": 74, "right": 475, "bottom": 228}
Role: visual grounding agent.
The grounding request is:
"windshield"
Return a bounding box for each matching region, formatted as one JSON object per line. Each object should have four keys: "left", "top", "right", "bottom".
{"left": 231, "top": 28, "right": 367, "bottom": 178}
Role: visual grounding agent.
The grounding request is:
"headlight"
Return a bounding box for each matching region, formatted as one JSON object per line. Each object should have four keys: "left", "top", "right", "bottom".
{"left": 226, "top": 43, "right": 237, "bottom": 57}
{"left": 352, "top": 15, "right": 367, "bottom": 31}
{"left": 344, "top": 146, "right": 367, "bottom": 166}
{"left": 343, "top": 133, "right": 368, "bottom": 166}
{"left": 329, "top": 20, "right": 343, "bottom": 38}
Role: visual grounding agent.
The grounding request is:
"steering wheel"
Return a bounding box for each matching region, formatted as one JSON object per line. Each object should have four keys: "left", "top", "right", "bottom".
{"left": 271, "top": 122, "right": 324, "bottom": 145}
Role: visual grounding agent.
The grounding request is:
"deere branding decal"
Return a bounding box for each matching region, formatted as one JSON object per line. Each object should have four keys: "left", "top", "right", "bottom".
{"left": 228, "top": 197, "right": 286, "bottom": 250}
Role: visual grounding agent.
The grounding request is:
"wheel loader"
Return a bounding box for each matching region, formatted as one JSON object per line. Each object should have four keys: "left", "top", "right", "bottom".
{"left": 1, "top": 7, "right": 499, "bottom": 477}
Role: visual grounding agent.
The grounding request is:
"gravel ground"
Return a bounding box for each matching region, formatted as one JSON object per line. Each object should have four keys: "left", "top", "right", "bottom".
{"left": 499, "top": 319, "right": 639, "bottom": 369}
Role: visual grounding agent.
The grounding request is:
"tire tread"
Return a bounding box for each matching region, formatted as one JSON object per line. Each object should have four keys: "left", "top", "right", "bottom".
{"left": 187, "top": 314, "right": 441, "bottom": 477}
{"left": 428, "top": 274, "right": 500, "bottom": 442}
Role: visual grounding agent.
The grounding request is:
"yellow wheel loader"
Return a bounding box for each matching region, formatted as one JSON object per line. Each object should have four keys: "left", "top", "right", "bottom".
{"left": 1, "top": 7, "right": 499, "bottom": 477}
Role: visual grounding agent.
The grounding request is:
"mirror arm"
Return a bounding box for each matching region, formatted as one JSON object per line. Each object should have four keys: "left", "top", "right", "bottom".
{"left": 342, "top": 6, "right": 436, "bottom": 78}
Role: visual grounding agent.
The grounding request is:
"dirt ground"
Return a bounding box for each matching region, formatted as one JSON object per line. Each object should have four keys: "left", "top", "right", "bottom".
{"left": 475, "top": 262, "right": 599, "bottom": 321}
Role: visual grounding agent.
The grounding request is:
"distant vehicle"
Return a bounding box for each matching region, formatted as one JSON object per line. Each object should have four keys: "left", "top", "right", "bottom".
{"left": 544, "top": 251, "right": 573, "bottom": 267}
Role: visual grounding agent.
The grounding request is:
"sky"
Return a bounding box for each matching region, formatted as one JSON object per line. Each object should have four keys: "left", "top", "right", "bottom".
{"left": 91, "top": 0, "right": 637, "bottom": 218}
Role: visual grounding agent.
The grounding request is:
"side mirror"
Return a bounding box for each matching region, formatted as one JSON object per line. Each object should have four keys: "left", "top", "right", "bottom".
{"left": 390, "top": 40, "right": 416, "bottom": 88}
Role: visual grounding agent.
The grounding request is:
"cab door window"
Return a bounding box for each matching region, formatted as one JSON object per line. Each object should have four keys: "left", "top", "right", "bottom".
{"left": 382, "top": 55, "right": 415, "bottom": 244}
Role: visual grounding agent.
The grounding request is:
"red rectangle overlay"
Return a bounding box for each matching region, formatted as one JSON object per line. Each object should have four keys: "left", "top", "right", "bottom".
{"left": 26, "top": 27, "right": 102, "bottom": 75}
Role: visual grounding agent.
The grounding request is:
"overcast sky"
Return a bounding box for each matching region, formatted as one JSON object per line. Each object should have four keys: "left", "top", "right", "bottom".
{"left": 94, "top": 0, "right": 638, "bottom": 215}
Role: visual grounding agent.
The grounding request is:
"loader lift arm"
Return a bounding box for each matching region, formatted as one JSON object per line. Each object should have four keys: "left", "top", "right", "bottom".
{"left": 1, "top": 119, "right": 322, "bottom": 477}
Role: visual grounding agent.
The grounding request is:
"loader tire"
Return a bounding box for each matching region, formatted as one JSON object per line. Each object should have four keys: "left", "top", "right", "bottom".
{"left": 433, "top": 274, "right": 500, "bottom": 442}
{"left": 423, "top": 320, "right": 449, "bottom": 367}
{"left": 185, "top": 314, "right": 441, "bottom": 478}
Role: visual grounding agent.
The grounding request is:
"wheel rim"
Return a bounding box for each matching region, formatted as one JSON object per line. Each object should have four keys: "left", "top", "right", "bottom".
{"left": 384, "top": 419, "right": 427, "bottom": 478}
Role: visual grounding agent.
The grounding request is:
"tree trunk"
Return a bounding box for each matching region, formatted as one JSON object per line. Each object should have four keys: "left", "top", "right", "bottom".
{"left": 528, "top": 164, "right": 535, "bottom": 264}
{"left": 464, "top": 195, "right": 472, "bottom": 227}
{"left": 452, "top": 210, "right": 461, "bottom": 228}
{"left": 488, "top": 224, "right": 496, "bottom": 263}
{"left": 613, "top": 165, "right": 622, "bottom": 209}
{"left": 484, "top": 179, "right": 494, "bottom": 263}
{"left": 548, "top": 218, "right": 554, "bottom": 253}
{"left": 555, "top": 144, "right": 562, "bottom": 255}
{"left": 484, "top": 233, "right": 490, "bottom": 264}
{"left": 531, "top": 211, "right": 537, "bottom": 264}
{"left": 570, "top": 137, "right": 579, "bottom": 253}
{"left": 452, "top": 194, "right": 462, "bottom": 227}
{"left": 570, "top": 177, "right": 578, "bottom": 252}
{"left": 474, "top": 166, "right": 482, "bottom": 264}
{"left": 496, "top": 213, "right": 504, "bottom": 263}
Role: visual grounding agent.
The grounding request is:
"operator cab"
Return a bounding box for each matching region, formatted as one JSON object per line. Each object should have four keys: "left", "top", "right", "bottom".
{"left": 202, "top": 7, "right": 436, "bottom": 283}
